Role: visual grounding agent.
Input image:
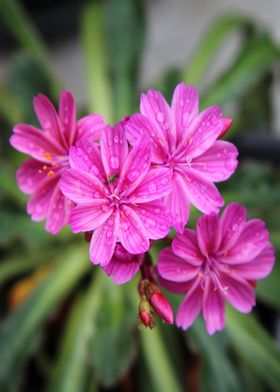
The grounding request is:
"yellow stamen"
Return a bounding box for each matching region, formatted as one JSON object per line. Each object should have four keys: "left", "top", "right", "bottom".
{"left": 44, "top": 152, "right": 52, "bottom": 161}
{"left": 47, "top": 170, "right": 54, "bottom": 176}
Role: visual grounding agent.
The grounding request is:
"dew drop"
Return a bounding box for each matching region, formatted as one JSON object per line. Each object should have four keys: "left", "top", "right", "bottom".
{"left": 101, "top": 204, "right": 109, "bottom": 213}
{"left": 155, "top": 208, "right": 161, "bottom": 214}
{"left": 156, "top": 112, "right": 164, "bottom": 123}
{"left": 110, "top": 155, "right": 119, "bottom": 169}
{"left": 161, "top": 177, "right": 168, "bottom": 185}
{"left": 127, "top": 170, "right": 139, "bottom": 182}
{"left": 44, "top": 121, "right": 51, "bottom": 129}
{"left": 106, "top": 231, "right": 113, "bottom": 238}
{"left": 179, "top": 99, "right": 184, "bottom": 107}
{"left": 113, "top": 135, "right": 119, "bottom": 143}
{"left": 232, "top": 224, "right": 239, "bottom": 232}
{"left": 148, "top": 183, "right": 157, "bottom": 193}
{"left": 87, "top": 147, "right": 93, "bottom": 153}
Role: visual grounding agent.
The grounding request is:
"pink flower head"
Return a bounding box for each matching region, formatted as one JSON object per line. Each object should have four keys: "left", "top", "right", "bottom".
{"left": 125, "top": 82, "right": 238, "bottom": 233}
{"left": 10, "top": 90, "right": 105, "bottom": 234}
{"left": 60, "top": 123, "right": 172, "bottom": 266}
{"left": 103, "top": 243, "right": 144, "bottom": 284}
{"left": 157, "top": 203, "right": 275, "bottom": 335}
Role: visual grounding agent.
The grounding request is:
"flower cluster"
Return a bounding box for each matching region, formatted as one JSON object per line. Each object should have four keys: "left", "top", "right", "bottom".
{"left": 10, "top": 83, "right": 275, "bottom": 334}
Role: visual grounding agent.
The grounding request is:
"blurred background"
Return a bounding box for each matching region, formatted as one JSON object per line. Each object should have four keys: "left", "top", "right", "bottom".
{"left": 1, "top": 0, "right": 280, "bottom": 391}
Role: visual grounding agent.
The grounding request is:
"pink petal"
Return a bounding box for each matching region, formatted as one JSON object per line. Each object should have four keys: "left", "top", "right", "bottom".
{"left": 76, "top": 114, "right": 105, "bottom": 142}
{"left": 131, "top": 200, "right": 171, "bottom": 240}
{"left": 130, "top": 167, "right": 172, "bottom": 203}
{"left": 177, "top": 106, "right": 227, "bottom": 159}
{"left": 45, "top": 186, "right": 73, "bottom": 234}
{"left": 181, "top": 167, "right": 224, "bottom": 214}
{"left": 125, "top": 114, "right": 168, "bottom": 164}
{"left": 16, "top": 159, "right": 60, "bottom": 195}
{"left": 219, "top": 273, "right": 255, "bottom": 313}
{"left": 70, "top": 200, "right": 113, "bottom": 233}
{"left": 69, "top": 139, "right": 106, "bottom": 181}
{"left": 118, "top": 205, "right": 149, "bottom": 254}
{"left": 60, "top": 169, "right": 108, "bottom": 204}
{"left": 221, "top": 219, "right": 269, "bottom": 264}
{"left": 219, "top": 203, "right": 247, "bottom": 252}
{"left": 140, "top": 89, "right": 172, "bottom": 147}
{"left": 118, "top": 132, "right": 151, "bottom": 196}
{"left": 220, "top": 117, "right": 233, "bottom": 137}
{"left": 158, "top": 247, "right": 200, "bottom": 282}
{"left": 196, "top": 213, "right": 221, "bottom": 256}
{"left": 231, "top": 244, "right": 275, "bottom": 280}
{"left": 89, "top": 211, "right": 119, "bottom": 265}
{"left": 165, "top": 172, "right": 190, "bottom": 233}
{"left": 33, "top": 93, "right": 62, "bottom": 144}
{"left": 103, "top": 253, "right": 142, "bottom": 285}
{"left": 59, "top": 90, "right": 76, "bottom": 146}
{"left": 172, "top": 229, "right": 203, "bottom": 266}
{"left": 176, "top": 280, "right": 203, "bottom": 330}
{"left": 10, "top": 124, "right": 65, "bottom": 162}
{"left": 27, "top": 175, "right": 58, "bottom": 221}
{"left": 171, "top": 83, "right": 199, "bottom": 142}
{"left": 202, "top": 279, "right": 225, "bottom": 335}
{"left": 100, "top": 124, "right": 128, "bottom": 178}
{"left": 157, "top": 273, "right": 193, "bottom": 294}
{"left": 191, "top": 141, "right": 238, "bottom": 182}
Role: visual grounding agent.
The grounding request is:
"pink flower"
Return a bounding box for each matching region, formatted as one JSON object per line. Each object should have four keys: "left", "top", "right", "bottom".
{"left": 60, "top": 123, "right": 172, "bottom": 266}
{"left": 125, "top": 82, "right": 238, "bottom": 232}
{"left": 10, "top": 90, "right": 105, "bottom": 234}
{"left": 103, "top": 243, "right": 144, "bottom": 284}
{"left": 157, "top": 203, "right": 275, "bottom": 335}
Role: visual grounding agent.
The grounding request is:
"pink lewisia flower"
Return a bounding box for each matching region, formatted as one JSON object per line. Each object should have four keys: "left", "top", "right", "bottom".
{"left": 157, "top": 203, "right": 275, "bottom": 335}
{"left": 60, "top": 123, "right": 172, "bottom": 266}
{"left": 10, "top": 90, "right": 105, "bottom": 234}
{"left": 125, "top": 82, "right": 238, "bottom": 233}
{"left": 103, "top": 243, "right": 144, "bottom": 284}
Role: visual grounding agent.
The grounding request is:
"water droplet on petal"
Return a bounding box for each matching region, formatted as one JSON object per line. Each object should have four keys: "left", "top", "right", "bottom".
{"left": 101, "top": 205, "right": 109, "bottom": 213}
{"left": 156, "top": 112, "right": 164, "bottom": 123}
{"left": 110, "top": 155, "right": 119, "bottom": 169}
{"left": 161, "top": 177, "right": 168, "bottom": 185}
{"left": 113, "top": 135, "right": 119, "bottom": 143}
{"left": 232, "top": 224, "right": 239, "bottom": 232}
{"left": 179, "top": 99, "right": 184, "bottom": 107}
{"left": 148, "top": 183, "right": 157, "bottom": 193}
{"left": 44, "top": 121, "right": 51, "bottom": 129}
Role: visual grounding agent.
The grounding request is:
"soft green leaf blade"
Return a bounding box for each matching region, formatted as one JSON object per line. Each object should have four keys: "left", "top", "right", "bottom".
{"left": 90, "top": 277, "right": 137, "bottom": 387}
{"left": 201, "top": 33, "right": 280, "bottom": 108}
{"left": 184, "top": 15, "right": 251, "bottom": 86}
{"left": 256, "top": 258, "right": 280, "bottom": 309}
{"left": 226, "top": 308, "right": 280, "bottom": 391}
{"left": 0, "top": 243, "right": 89, "bottom": 389}
{"left": 80, "top": 2, "right": 113, "bottom": 123}
{"left": 48, "top": 271, "right": 103, "bottom": 392}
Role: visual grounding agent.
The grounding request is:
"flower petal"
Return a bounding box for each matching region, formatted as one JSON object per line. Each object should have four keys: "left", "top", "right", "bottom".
{"left": 219, "top": 273, "right": 255, "bottom": 313}
{"left": 118, "top": 132, "right": 151, "bottom": 196}
{"left": 176, "top": 281, "right": 203, "bottom": 330}
{"left": 165, "top": 172, "right": 190, "bottom": 233}
{"left": 118, "top": 205, "right": 149, "bottom": 254}
{"left": 221, "top": 219, "right": 269, "bottom": 264}
{"left": 129, "top": 167, "right": 172, "bottom": 203}
{"left": 158, "top": 247, "right": 200, "bottom": 282}
{"left": 172, "top": 229, "right": 203, "bottom": 266}
{"left": 27, "top": 175, "right": 58, "bottom": 221}
{"left": 69, "top": 139, "right": 106, "bottom": 181}
{"left": 59, "top": 90, "right": 76, "bottom": 146}
{"left": 231, "top": 244, "right": 275, "bottom": 280}
{"left": 45, "top": 186, "right": 73, "bottom": 234}
{"left": 131, "top": 200, "right": 171, "bottom": 240}
{"left": 157, "top": 272, "right": 193, "bottom": 294}
{"left": 171, "top": 83, "right": 199, "bottom": 142}
{"left": 60, "top": 169, "right": 108, "bottom": 204}
{"left": 10, "top": 124, "right": 65, "bottom": 162}
{"left": 100, "top": 124, "right": 128, "bottom": 179}
{"left": 191, "top": 140, "right": 238, "bottom": 182}
{"left": 202, "top": 279, "right": 225, "bottom": 335}
{"left": 70, "top": 200, "right": 113, "bottom": 233}
{"left": 181, "top": 167, "right": 224, "bottom": 214}
{"left": 33, "top": 93, "right": 62, "bottom": 143}
{"left": 177, "top": 106, "right": 227, "bottom": 159}
{"left": 140, "top": 89, "right": 172, "bottom": 146}
{"left": 89, "top": 210, "right": 119, "bottom": 265}
{"left": 196, "top": 212, "right": 221, "bottom": 256}
{"left": 103, "top": 252, "right": 142, "bottom": 285}
{"left": 76, "top": 114, "right": 105, "bottom": 142}
{"left": 125, "top": 113, "right": 168, "bottom": 163}
{"left": 219, "top": 203, "right": 247, "bottom": 252}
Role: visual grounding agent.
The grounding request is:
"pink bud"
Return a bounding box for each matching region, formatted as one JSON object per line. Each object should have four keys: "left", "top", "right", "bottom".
{"left": 220, "top": 117, "right": 233, "bottom": 138}
{"left": 139, "top": 309, "right": 154, "bottom": 328}
{"left": 150, "top": 292, "right": 174, "bottom": 325}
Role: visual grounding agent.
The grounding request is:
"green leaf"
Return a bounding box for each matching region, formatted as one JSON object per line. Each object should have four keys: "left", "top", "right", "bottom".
{"left": 201, "top": 33, "right": 280, "bottom": 108}
{"left": 256, "top": 259, "right": 280, "bottom": 309}
{"left": 48, "top": 271, "right": 103, "bottom": 392}
{"left": 0, "top": 243, "right": 90, "bottom": 389}
{"left": 105, "top": 0, "right": 145, "bottom": 119}
{"left": 226, "top": 308, "right": 280, "bottom": 391}
{"left": 80, "top": 2, "right": 113, "bottom": 123}
{"left": 184, "top": 15, "right": 251, "bottom": 86}
{"left": 188, "top": 318, "right": 242, "bottom": 392}
{"left": 90, "top": 277, "right": 137, "bottom": 386}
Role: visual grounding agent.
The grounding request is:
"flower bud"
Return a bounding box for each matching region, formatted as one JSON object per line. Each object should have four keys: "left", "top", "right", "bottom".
{"left": 220, "top": 117, "right": 233, "bottom": 137}
{"left": 138, "top": 296, "right": 155, "bottom": 329}
{"left": 150, "top": 292, "right": 174, "bottom": 325}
